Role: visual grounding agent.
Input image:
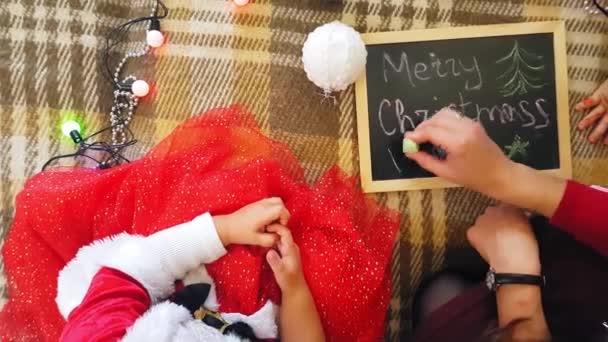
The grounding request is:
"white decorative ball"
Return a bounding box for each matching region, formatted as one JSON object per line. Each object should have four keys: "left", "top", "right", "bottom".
{"left": 302, "top": 21, "right": 367, "bottom": 94}
{"left": 132, "top": 80, "right": 150, "bottom": 97}
{"left": 146, "top": 30, "right": 165, "bottom": 48}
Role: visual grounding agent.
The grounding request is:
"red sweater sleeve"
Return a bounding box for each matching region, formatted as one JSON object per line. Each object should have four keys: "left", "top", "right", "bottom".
{"left": 60, "top": 267, "right": 151, "bottom": 342}
{"left": 550, "top": 181, "right": 608, "bottom": 257}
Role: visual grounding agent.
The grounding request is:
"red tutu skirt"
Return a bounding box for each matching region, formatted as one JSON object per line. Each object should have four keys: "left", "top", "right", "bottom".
{"left": 0, "top": 106, "right": 399, "bottom": 341}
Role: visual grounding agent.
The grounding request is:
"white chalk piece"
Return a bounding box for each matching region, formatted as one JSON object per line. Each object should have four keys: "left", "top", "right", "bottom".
{"left": 402, "top": 138, "right": 419, "bottom": 153}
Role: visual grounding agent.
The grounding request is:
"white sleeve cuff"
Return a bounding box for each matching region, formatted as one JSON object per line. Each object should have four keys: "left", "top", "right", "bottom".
{"left": 145, "top": 213, "right": 227, "bottom": 280}
{"left": 103, "top": 213, "right": 227, "bottom": 302}
{"left": 121, "top": 301, "right": 192, "bottom": 342}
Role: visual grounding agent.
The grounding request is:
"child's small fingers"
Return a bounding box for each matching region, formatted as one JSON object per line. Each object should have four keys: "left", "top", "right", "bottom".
{"left": 266, "top": 224, "right": 296, "bottom": 256}
{"left": 279, "top": 239, "right": 297, "bottom": 256}
{"left": 266, "top": 224, "right": 294, "bottom": 245}
{"left": 266, "top": 223, "right": 285, "bottom": 234}
{"left": 259, "top": 203, "right": 287, "bottom": 226}
{"left": 266, "top": 250, "right": 284, "bottom": 273}
{"left": 279, "top": 207, "right": 291, "bottom": 226}
{"left": 265, "top": 197, "right": 283, "bottom": 206}
{"left": 575, "top": 95, "right": 600, "bottom": 111}
{"left": 578, "top": 105, "right": 605, "bottom": 130}
{"left": 257, "top": 233, "right": 278, "bottom": 248}
{"left": 589, "top": 115, "right": 608, "bottom": 143}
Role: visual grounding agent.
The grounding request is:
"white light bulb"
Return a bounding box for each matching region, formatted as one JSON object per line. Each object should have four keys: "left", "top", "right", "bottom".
{"left": 146, "top": 30, "right": 165, "bottom": 48}
{"left": 234, "top": 0, "right": 249, "bottom": 7}
{"left": 62, "top": 120, "right": 81, "bottom": 137}
{"left": 131, "top": 80, "right": 150, "bottom": 97}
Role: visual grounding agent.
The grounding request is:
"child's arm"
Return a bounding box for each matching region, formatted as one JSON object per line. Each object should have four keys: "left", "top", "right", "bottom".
{"left": 58, "top": 197, "right": 290, "bottom": 341}
{"left": 266, "top": 225, "right": 326, "bottom": 342}
{"left": 576, "top": 78, "right": 608, "bottom": 144}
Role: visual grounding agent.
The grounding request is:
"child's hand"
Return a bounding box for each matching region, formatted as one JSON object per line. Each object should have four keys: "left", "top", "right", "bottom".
{"left": 265, "top": 224, "right": 306, "bottom": 294}
{"left": 214, "top": 197, "right": 290, "bottom": 248}
{"left": 576, "top": 78, "right": 608, "bottom": 144}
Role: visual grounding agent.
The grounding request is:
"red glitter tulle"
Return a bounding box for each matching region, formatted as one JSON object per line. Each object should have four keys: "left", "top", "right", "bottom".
{"left": 0, "top": 106, "right": 399, "bottom": 341}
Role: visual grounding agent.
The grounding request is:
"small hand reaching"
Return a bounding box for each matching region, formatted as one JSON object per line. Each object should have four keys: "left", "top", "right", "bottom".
{"left": 265, "top": 224, "right": 326, "bottom": 342}
{"left": 576, "top": 78, "right": 608, "bottom": 144}
{"left": 214, "top": 197, "right": 291, "bottom": 248}
{"left": 265, "top": 224, "right": 306, "bottom": 293}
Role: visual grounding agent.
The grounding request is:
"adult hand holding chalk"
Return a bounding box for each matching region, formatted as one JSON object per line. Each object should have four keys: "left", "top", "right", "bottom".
{"left": 403, "top": 139, "right": 448, "bottom": 160}
{"left": 404, "top": 108, "right": 512, "bottom": 193}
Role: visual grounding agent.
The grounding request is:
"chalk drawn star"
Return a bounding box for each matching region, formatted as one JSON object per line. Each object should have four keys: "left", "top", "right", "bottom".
{"left": 505, "top": 134, "right": 530, "bottom": 160}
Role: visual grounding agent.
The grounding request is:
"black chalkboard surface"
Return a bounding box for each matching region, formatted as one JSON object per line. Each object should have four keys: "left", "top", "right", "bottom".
{"left": 355, "top": 22, "right": 571, "bottom": 193}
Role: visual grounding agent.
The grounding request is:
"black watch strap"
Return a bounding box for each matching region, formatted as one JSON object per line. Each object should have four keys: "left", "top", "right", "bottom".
{"left": 487, "top": 268, "right": 545, "bottom": 291}
{"left": 495, "top": 273, "right": 545, "bottom": 287}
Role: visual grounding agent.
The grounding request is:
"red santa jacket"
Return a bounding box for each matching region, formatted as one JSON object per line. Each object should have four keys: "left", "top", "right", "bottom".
{"left": 56, "top": 213, "right": 278, "bottom": 342}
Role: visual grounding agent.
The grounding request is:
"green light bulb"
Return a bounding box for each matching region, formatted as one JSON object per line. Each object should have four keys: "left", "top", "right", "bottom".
{"left": 61, "top": 120, "right": 81, "bottom": 137}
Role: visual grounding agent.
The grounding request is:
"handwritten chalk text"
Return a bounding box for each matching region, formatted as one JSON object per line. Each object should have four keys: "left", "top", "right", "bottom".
{"left": 377, "top": 93, "right": 551, "bottom": 136}
{"left": 383, "top": 52, "right": 483, "bottom": 91}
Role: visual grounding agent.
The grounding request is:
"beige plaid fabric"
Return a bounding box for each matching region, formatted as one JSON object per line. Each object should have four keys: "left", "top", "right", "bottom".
{"left": 1, "top": 0, "right": 607, "bottom": 340}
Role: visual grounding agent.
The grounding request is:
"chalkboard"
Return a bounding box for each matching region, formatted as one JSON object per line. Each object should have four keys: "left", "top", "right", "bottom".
{"left": 355, "top": 22, "right": 571, "bottom": 193}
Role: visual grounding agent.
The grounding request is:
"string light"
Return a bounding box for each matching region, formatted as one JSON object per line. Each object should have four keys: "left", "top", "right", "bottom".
{"left": 43, "top": 1, "right": 167, "bottom": 171}
{"left": 233, "top": 0, "right": 250, "bottom": 7}
{"left": 147, "top": 18, "right": 165, "bottom": 48}
{"left": 131, "top": 80, "right": 151, "bottom": 97}
{"left": 585, "top": 0, "right": 608, "bottom": 16}
{"left": 61, "top": 120, "right": 81, "bottom": 138}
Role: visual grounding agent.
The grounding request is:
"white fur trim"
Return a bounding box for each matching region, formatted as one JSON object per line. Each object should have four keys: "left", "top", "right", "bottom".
{"left": 123, "top": 302, "right": 258, "bottom": 342}
{"left": 56, "top": 213, "right": 226, "bottom": 318}
{"left": 122, "top": 301, "right": 191, "bottom": 342}
{"left": 223, "top": 301, "right": 279, "bottom": 339}
{"left": 56, "top": 233, "right": 148, "bottom": 319}
{"left": 176, "top": 321, "right": 249, "bottom": 342}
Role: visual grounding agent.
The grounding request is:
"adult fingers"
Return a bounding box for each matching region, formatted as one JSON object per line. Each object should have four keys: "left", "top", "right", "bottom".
{"left": 497, "top": 202, "right": 516, "bottom": 209}
{"left": 432, "top": 108, "right": 470, "bottom": 127}
{"left": 405, "top": 123, "right": 459, "bottom": 150}
{"left": 406, "top": 151, "right": 447, "bottom": 177}
{"left": 413, "top": 109, "right": 466, "bottom": 134}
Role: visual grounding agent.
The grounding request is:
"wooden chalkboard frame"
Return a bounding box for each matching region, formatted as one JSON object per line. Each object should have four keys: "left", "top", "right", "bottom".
{"left": 355, "top": 21, "right": 571, "bottom": 193}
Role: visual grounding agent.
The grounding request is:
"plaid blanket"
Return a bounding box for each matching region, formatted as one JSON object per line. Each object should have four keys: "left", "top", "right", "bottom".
{"left": 1, "top": 0, "right": 607, "bottom": 340}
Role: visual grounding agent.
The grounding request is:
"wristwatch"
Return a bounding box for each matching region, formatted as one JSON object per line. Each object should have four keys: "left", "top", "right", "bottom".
{"left": 485, "top": 267, "right": 545, "bottom": 291}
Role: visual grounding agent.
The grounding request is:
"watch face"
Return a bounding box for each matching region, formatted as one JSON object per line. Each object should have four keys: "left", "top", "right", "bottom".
{"left": 485, "top": 269, "right": 495, "bottom": 290}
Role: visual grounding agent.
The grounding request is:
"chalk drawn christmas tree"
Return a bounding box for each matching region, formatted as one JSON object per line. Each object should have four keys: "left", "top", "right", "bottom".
{"left": 496, "top": 41, "right": 546, "bottom": 97}
{"left": 504, "top": 135, "right": 530, "bottom": 160}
